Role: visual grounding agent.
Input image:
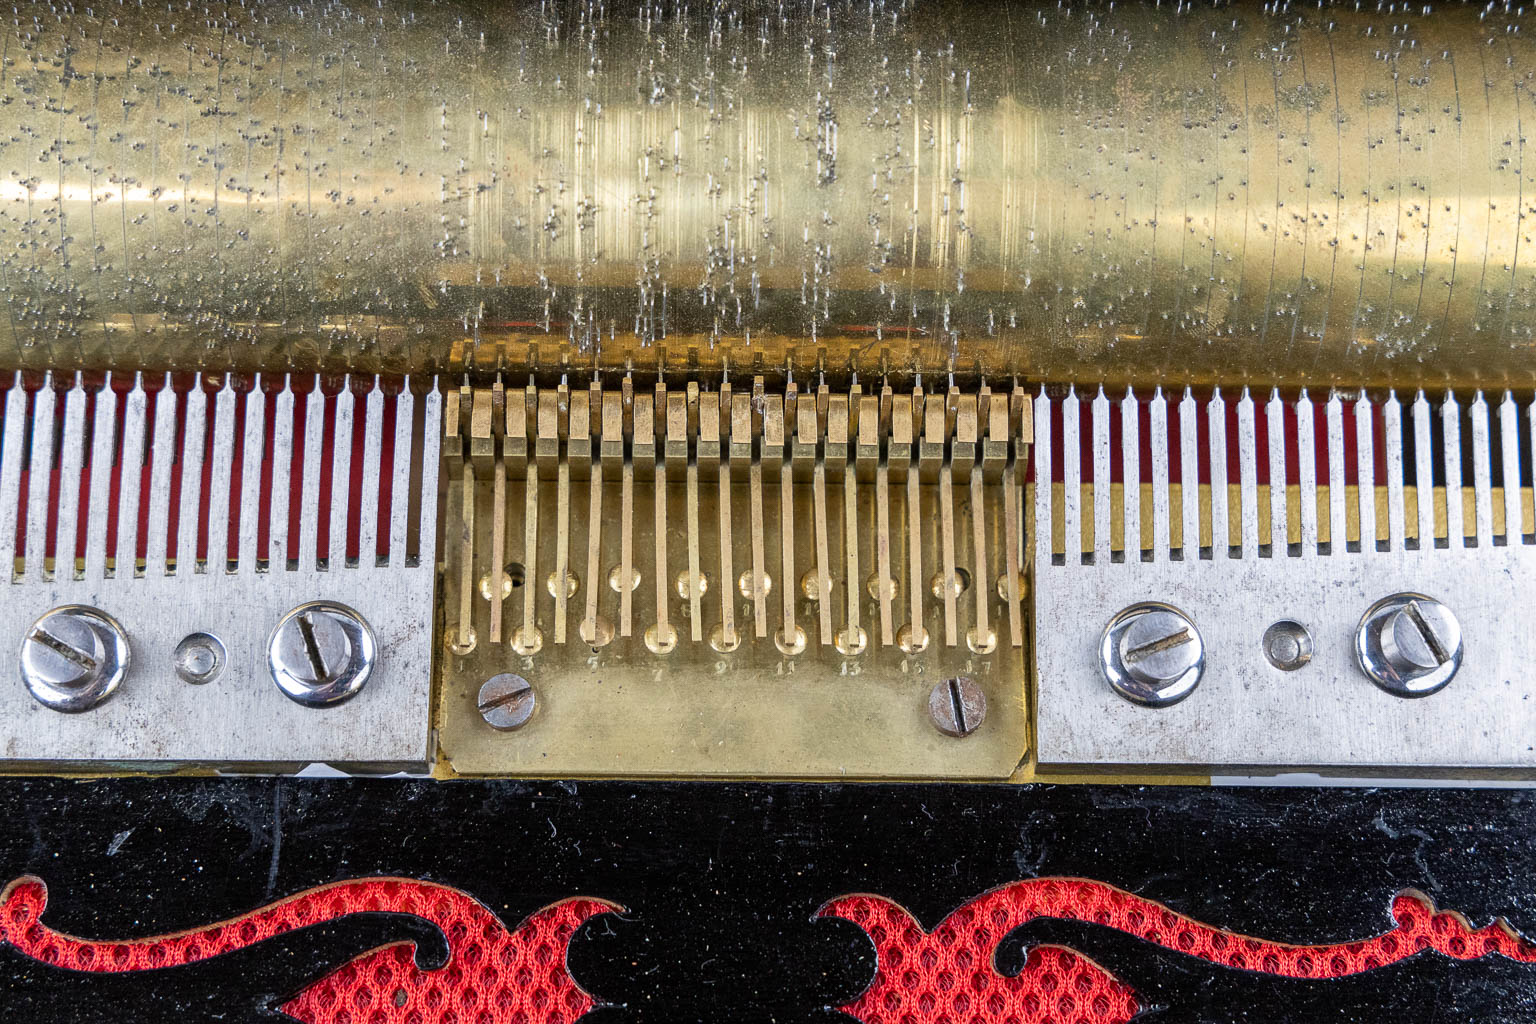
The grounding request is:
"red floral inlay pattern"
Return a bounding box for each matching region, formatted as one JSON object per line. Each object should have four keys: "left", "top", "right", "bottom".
{"left": 0, "top": 875, "right": 616, "bottom": 1024}
{"left": 819, "top": 878, "right": 1536, "bottom": 1024}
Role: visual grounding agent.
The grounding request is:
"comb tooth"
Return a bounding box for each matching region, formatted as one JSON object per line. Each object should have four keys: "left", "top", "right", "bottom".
{"left": 1469, "top": 391, "right": 1493, "bottom": 546}
{"left": 1500, "top": 392, "right": 1522, "bottom": 544}
{"left": 1236, "top": 388, "right": 1258, "bottom": 556}
{"left": 54, "top": 378, "right": 86, "bottom": 581}
{"left": 653, "top": 394, "right": 672, "bottom": 651}
{"left": 1384, "top": 391, "right": 1406, "bottom": 552}
{"left": 24, "top": 378, "right": 57, "bottom": 580}
{"left": 176, "top": 380, "right": 207, "bottom": 574}
{"left": 1207, "top": 387, "right": 1228, "bottom": 558}
{"left": 519, "top": 390, "right": 541, "bottom": 652}
{"left": 1266, "top": 389, "right": 1287, "bottom": 555}
{"left": 357, "top": 381, "right": 383, "bottom": 567}
{"left": 270, "top": 379, "right": 296, "bottom": 569}
{"left": 329, "top": 380, "right": 356, "bottom": 569}
{"left": 620, "top": 387, "right": 636, "bottom": 639}
{"left": 298, "top": 375, "right": 324, "bottom": 571}
{"left": 1324, "top": 392, "right": 1345, "bottom": 554}
{"left": 1295, "top": 390, "right": 1317, "bottom": 555}
{"left": 237, "top": 378, "right": 267, "bottom": 570}
{"left": 1178, "top": 389, "right": 1198, "bottom": 558}
{"left": 1062, "top": 386, "right": 1081, "bottom": 563}
{"left": 1120, "top": 387, "right": 1140, "bottom": 560}
{"left": 1149, "top": 388, "right": 1170, "bottom": 560}
{"left": 1530, "top": 397, "right": 1536, "bottom": 542}
{"left": 930, "top": 393, "right": 957, "bottom": 646}
{"left": 1412, "top": 392, "right": 1434, "bottom": 550}
{"left": 1091, "top": 387, "right": 1110, "bottom": 563}
{"left": 680, "top": 393, "right": 700, "bottom": 646}
{"left": 1002, "top": 388, "right": 1024, "bottom": 645}
{"left": 205, "top": 381, "right": 236, "bottom": 575}
{"left": 116, "top": 377, "right": 148, "bottom": 577}
{"left": 416, "top": 381, "right": 443, "bottom": 566}
{"left": 583, "top": 455, "right": 604, "bottom": 648}
{"left": 1355, "top": 393, "right": 1377, "bottom": 553}
{"left": 555, "top": 388, "right": 572, "bottom": 647}
{"left": 779, "top": 397, "right": 798, "bottom": 650}
{"left": 1033, "top": 386, "right": 1051, "bottom": 562}
{"left": 847, "top": 458, "right": 866, "bottom": 652}
{"left": 0, "top": 374, "right": 23, "bottom": 582}
{"left": 84, "top": 378, "right": 118, "bottom": 580}
{"left": 1442, "top": 391, "right": 1464, "bottom": 549}
{"left": 389, "top": 385, "right": 416, "bottom": 567}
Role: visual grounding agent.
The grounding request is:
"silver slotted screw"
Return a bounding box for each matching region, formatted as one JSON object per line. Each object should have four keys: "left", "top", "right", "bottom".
{"left": 478, "top": 674, "right": 536, "bottom": 731}
{"left": 928, "top": 676, "right": 987, "bottom": 738}
{"left": 1355, "top": 593, "right": 1462, "bottom": 697}
{"left": 1099, "top": 602, "right": 1205, "bottom": 708}
{"left": 268, "top": 602, "right": 377, "bottom": 707}
{"left": 20, "top": 606, "right": 131, "bottom": 712}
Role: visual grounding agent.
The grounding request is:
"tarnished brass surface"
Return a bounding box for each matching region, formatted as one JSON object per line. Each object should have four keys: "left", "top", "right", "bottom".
{"left": 436, "top": 379, "right": 1030, "bottom": 778}
{"left": 5, "top": 2, "right": 1536, "bottom": 387}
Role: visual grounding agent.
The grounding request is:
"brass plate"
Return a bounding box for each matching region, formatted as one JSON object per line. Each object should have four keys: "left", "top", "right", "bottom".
{"left": 436, "top": 470, "right": 1028, "bottom": 780}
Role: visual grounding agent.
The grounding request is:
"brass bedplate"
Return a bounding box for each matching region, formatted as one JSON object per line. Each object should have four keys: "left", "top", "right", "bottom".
{"left": 437, "top": 379, "right": 1031, "bottom": 778}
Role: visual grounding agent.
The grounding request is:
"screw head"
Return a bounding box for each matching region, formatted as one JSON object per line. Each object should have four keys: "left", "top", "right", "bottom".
{"left": 478, "top": 674, "right": 535, "bottom": 730}
{"left": 1100, "top": 602, "right": 1204, "bottom": 708}
{"left": 268, "top": 602, "right": 377, "bottom": 707}
{"left": 1355, "top": 593, "right": 1462, "bottom": 697}
{"left": 1262, "top": 619, "right": 1314, "bottom": 672}
{"left": 20, "top": 605, "right": 130, "bottom": 713}
{"left": 928, "top": 676, "right": 987, "bottom": 737}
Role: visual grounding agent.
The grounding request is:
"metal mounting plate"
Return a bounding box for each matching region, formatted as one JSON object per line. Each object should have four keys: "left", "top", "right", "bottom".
{"left": 0, "top": 570, "right": 433, "bottom": 768}
{"left": 0, "top": 373, "right": 440, "bottom": 770}
{"left": 1033, "top": 386, "right": 1536, "bottom": 774}
{"left": 1035, "top": 546, "right": 1536, "bottom": 771}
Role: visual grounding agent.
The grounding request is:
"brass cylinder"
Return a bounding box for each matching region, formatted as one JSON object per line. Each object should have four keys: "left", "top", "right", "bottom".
{"left": 3, "top": 2, "right": 1535, "bottom": 387}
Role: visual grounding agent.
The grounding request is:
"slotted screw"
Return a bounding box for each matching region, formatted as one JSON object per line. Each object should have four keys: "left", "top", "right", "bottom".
{"left": 928, "top": 676, "right": 987, "bottom": 738}
{"left": 20, "top": 606, "right": 130, "bottom": 712}
{"left": 478, "top": 674, "right": 536, "bottom": 731}
{"left": 1099, "top": 602, "right": 1205, "bottom": 708}
{"left": 268, "top": 602, "right": 377, "bottom": 707}
{"left": 1355, "top": 593, "right": 1462, "bottom": 697}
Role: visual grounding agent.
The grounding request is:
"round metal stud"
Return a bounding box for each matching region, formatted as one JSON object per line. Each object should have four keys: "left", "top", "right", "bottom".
{"left": 20, "top": 605, "right": 131, "bottom": 713}
{"left": 267, "top": 601, "right": 377, "bottom": 707}
{"left": 1099, "top": 602, "right": 1205, "bottom": 708}
{"left": 174, "top": 632, "right": 227, "bottom": 684}
{"left": 1262, "top": 620, "right": 1313, "bottom": 672}
{"left": 1354, "top": 592, "right": 1462, "bottom": 697}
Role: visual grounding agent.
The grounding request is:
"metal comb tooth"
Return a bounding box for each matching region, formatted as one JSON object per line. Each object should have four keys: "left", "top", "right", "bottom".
{"left": 1236, "top": 389, "right": 1258, "bottom": 558}
{"left": 1500, "top": 393, "right": 1523, "bottom": 545}
{"left": 1355, "top": 393, "right": 1377, "bottom": 554}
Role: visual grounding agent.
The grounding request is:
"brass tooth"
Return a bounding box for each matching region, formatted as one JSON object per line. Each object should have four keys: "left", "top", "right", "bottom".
{"left": 488, "top": 379, "right": 508, "bottom": 644}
